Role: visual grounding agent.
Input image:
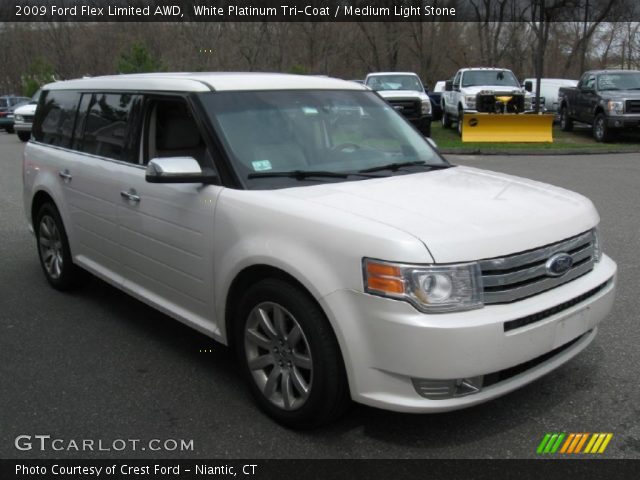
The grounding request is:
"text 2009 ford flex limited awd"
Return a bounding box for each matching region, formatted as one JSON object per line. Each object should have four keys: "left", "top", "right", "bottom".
{"left": 23, "top": 73, "right": 616, "bottom": 428}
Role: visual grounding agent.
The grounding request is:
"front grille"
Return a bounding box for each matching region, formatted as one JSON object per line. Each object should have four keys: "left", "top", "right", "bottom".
{"left": 387, "top": 99, "right": 421, "bottom": 118}
{"left": 503, "top": 281, "right": 608, "bottom": 332}
{"left": 476, "top": 92, "right": 525, "bottom": 113}
{"left": 22, "top": 115, "right": 34, "bottom": 122}
{"left": 480, "top": 230, "right": 596, "bottom": 304}
{"left": 625, "top": 100, "right": 640, "bottom": 114}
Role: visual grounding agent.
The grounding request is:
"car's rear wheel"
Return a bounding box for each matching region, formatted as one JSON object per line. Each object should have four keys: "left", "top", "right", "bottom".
{"left": 35, "top": 203, "right": 80, "bottom": 290}
{"left": 17, "top": 131, "right": 30, "bottom": 142}
{"left": 235, "top": 278, "right": 350, "bottom": 429}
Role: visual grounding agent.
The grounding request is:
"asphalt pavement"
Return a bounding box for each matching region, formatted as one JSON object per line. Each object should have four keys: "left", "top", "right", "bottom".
{"left": 1, "top": 131, "right": 638, "bottom": 459}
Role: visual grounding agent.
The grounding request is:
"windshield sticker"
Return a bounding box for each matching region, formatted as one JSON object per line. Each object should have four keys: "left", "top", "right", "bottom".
{"left": 252, "top": 160, "right": 273, "bottom": 171}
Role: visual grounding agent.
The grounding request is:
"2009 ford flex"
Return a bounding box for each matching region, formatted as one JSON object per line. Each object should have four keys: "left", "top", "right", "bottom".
{"left": 23, "top": 73, "right": 617, "bottom": 428}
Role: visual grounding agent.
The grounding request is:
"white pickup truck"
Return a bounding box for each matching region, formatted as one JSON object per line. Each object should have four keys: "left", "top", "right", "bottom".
{"left": 364, "top": 72, "right": 432, "bottom": 136}
{"left": 442, "top": 67, "right": 533, "bottom": 134}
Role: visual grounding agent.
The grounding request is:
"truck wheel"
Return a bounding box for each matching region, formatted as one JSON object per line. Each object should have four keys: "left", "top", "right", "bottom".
{"left": 442, "top": 107, "right": 452, "bottom": 128}
{"left": 234, "top": 278, "right": 350, "bottom": 429}
{"left": 17, "top": 131, "right": 30, "bottom": 142}
{"left": 593, "top": 113, "right": 613, "bottom": 143}
{"left": 560, "top": 107, "right": 573, "bottom": 132}
{"left": 457, "top": 108, "right": 464, "bottom": 137}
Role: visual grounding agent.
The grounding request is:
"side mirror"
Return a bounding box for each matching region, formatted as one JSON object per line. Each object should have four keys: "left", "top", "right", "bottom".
{"left": 445, "top": 80, "right": 453, "bottom": 92}
{"left": 145, "top": 157, "right": 218, "bottom": 184}
{"left": 524, "top": 80, "right": 533, "bottom": 92}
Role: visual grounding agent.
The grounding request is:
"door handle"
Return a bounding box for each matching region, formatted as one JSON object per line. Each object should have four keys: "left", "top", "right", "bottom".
{"left": 120, "top": 189, "right": 140, "bottom": 204}
{"left": 58, "top": 170, "right": 72, "bottom": 182}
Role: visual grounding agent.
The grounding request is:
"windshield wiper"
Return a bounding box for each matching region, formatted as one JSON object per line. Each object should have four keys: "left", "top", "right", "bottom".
{"left": 248, "top": 170, "right": 384, "bottom": 180}
{"left": 357, "top": 161, "right": 452, "bottom": 174}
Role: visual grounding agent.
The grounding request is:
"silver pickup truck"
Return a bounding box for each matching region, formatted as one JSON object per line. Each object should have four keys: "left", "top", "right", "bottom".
{"left": 558, "top": 69, "right": 640, "bottom": 142}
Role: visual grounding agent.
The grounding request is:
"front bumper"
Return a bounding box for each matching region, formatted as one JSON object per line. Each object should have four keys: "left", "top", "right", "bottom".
{"left": 408, "top": 115, "right": 432, "bottom": 136}
{"left": 320, "top": 255, "right": 616, "bottom": 412}
{"left": 606, "top": 114, "right": 640, "bottom": 129}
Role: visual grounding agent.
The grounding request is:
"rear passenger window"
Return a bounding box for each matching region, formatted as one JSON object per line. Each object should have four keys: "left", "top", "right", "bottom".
{"left": 80, "top": 93, "right": 142, "bottom": 162}
{"left": 32, "top": 91, "right": 81, "bottom": 147}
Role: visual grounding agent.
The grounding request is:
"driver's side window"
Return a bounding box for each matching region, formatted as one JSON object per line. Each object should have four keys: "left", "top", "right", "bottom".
{"left": 142, "top": 97, "right": 211, "bottom": 167}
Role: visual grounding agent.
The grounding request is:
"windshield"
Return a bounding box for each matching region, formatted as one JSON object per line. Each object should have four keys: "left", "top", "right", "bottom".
{"left": 462, "top": 70, "right": 520, "bottom": 88}
{"left": 598, "top": 72, "right": 640, "bottom": 91}
{"left": 198, "top": 90, "right": 445, "bottom": 189}
{"left": 365, "top": 75, "right": 423, "bottom": 92}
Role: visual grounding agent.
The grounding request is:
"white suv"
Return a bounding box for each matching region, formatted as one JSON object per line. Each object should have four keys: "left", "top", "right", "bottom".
{"left": 24, "top": 73, "right": 616, "bottom": 428}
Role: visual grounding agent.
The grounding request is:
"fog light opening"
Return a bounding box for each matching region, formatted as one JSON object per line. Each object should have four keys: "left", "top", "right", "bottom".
{"left": 412, "top": 376, "right": 484, "bottom": 399}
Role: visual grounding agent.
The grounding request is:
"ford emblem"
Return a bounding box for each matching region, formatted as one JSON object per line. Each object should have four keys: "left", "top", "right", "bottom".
{"left": 545, "top": 253, "right": 573, "bottom": 277}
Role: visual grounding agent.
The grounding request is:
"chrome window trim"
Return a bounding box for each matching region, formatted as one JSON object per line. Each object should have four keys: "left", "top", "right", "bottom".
{"left": 30, "top": 141, "right": 146, "bottom": 170}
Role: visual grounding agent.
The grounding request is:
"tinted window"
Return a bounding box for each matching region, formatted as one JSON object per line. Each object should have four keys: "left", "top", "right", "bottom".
{"left": 32, "top": 90, "right": 81, "bottom": 147}
{"left": 80, "top": 93, "right": 142, "bottom": 162}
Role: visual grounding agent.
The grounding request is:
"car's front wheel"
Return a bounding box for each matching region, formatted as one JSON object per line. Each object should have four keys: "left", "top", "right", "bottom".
{"left": 235, "top": 278, "right": 350, "bottom": 429}
{"left": 560, "top": 107, "right": 573, "bottom": 131}
{"left": 593, "top": 113, "right": 613, "bottom": 142}
{"left": 35, "top": 203, "right": 80, "bottom": 290}
{"left": 17, "top": 131, "right": 30, "bottom": 142}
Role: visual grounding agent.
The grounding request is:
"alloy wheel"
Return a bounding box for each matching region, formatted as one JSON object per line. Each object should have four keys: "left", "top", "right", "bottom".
{"left": 244, "top": 302, "right": 313, "bottom": 411}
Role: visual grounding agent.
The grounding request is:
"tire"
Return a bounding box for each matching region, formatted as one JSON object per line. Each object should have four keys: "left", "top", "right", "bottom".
{"left": 593, "top": 113, "right": 613, "bottom": 143}
{"left": 17, "top": 131, "right": 30, "bottom": 142}
{"left": 234, "top": 278, "right": 350, "bottom": 429}
{"left": 441, "top": 106, "right": 452, "bottom": 128}
{"left": 559, "top": 106, "right": 573, "bottom": 132}
{"left": 6, "top": 126, "right": 14, "bottom": 134}
{"left": 35, "top": 203, "right": 81, "bottom": 290}
{"left": 457, "top": 108, "right": 464, "bottom": 137}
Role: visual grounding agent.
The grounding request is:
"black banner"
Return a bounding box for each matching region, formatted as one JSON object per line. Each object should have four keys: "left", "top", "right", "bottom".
{"left": 1, "top": 459, "right": 639, "bottom": 480}
{"left": 3, "top": 0, "right": 640, "bottom": 23}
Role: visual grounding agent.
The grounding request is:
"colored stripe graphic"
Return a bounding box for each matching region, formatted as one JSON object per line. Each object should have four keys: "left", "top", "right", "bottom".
{"left": 537, "top": 433, "right": 613, "bottom": 454}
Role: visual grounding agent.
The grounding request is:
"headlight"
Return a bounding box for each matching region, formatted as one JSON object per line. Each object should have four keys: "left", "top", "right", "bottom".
{"left": 15, "top": 115, "right": 23, "bottom": 122}
{"left": 363, "top": 258, "right": 483, "bottom": 313}
{"left": 421, "top": 99, "right": 431, "bottom": 115}
{"left": 607, "top": 101, "right": 624, "bottom": 115}
{"left": 593, "top": 228, "right": 603, "bottom": 262}
{"left": 464, "top": 95, "right": 476, "bottom": 108}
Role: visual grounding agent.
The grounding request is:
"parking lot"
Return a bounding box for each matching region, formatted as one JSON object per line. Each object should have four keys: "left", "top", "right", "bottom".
{"left": 1, "top": 131, "right": 639, "bottom": 459}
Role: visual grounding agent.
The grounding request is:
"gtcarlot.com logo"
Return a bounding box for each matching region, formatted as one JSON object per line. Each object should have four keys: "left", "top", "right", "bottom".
{"left": 15, "top": 435, "right": 194, "bottom": 452}
{"left": 536, "top": 432, "right": 613, "bottom": 455}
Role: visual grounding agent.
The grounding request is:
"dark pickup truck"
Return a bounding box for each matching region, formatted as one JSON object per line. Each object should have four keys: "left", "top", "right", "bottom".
{"left": 558, "top": 69, "right": 640, "bottom": 142}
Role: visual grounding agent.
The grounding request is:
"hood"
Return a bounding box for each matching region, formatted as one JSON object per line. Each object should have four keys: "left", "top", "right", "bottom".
{"left": 377, "top": 90, "right": 429, "bottom": 101}
{"left": 600, "top": 90, "right": 640, "bottom": 101}
{"left": 277, "top": 166, "right": 598, "bottom": 263}
{"left": 461, "top": 85, "right": 527, "bottom": 96}
{"left": 13, "top": 103, "right": 37, "bottom": 115}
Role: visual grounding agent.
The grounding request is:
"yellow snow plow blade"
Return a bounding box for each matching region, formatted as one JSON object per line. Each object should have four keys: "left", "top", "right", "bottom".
{"left": 461, "top": 114, "right": 555, "bottom": 143}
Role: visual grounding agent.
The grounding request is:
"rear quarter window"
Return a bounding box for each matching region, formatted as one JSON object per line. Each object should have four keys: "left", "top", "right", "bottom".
{"left": 32, "top": 90, "right": 81, "bottom": 147}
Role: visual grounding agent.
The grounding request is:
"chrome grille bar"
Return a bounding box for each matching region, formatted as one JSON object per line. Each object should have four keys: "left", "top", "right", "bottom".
{"left": 480, "top": 230, "right": 595, "bottom": 304}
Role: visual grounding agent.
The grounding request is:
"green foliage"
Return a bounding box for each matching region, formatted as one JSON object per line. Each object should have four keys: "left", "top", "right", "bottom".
{"left": 116, "top": 42, "right": 165, "bottom": 74}
{"left": 21, "top": 58, "right": 56, "bottom": 97}
{"left": 287, "top": 64, "right": 308, "bottom": 75}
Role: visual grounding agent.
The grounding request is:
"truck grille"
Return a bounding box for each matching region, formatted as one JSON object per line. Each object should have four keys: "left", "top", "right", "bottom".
{"left": 479, "top": 230, "right": 596, "bottom": 304}
{"left": 387, "top": 99, "right": 421, "bottom": 119}
{"left": 22, "top": 115, "right": 34, "bottom": 122}
{"left": 625, "top": 100, "right": 640, "bottom": 114}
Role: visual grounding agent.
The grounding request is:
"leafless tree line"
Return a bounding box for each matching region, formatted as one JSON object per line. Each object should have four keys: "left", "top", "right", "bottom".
{"left": 0, "top": 14, "right": 638, "bottom": 94}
